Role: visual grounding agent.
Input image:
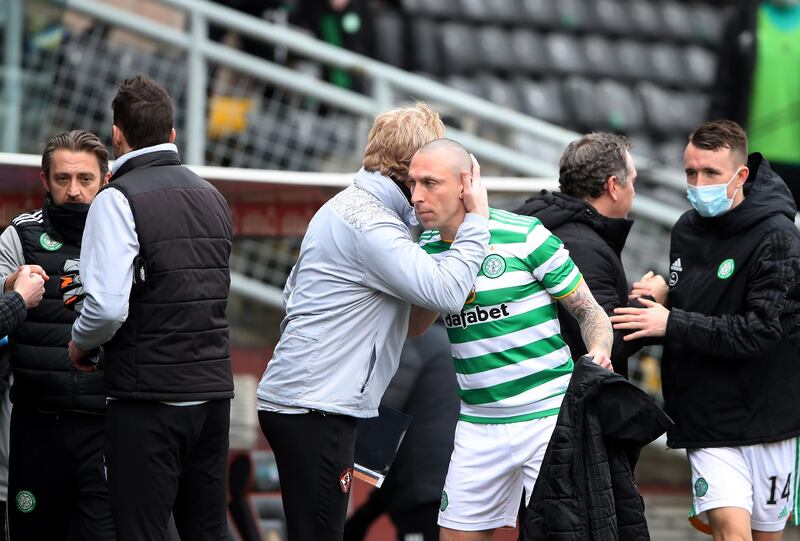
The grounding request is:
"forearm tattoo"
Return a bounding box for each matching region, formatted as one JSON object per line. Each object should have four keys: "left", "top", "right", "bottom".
{"left": 559, "top": 281, "right": 613, "bottom": 356}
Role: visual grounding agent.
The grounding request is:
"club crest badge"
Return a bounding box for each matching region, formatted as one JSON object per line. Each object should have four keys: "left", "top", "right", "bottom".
{"left": 339, "top": 467, "right": 353, "bottom": 494}
{"left": 481, "top": 254, "right": 506, "bottom": 279}
{"left": 16, "top": 490, "right": 35, "bottom": 513}
{"left": 39, "top": 233, "right": 63, "bottom": 251}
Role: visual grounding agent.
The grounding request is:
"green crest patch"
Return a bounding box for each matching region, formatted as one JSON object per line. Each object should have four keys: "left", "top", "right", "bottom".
{"left": 717, "top": 259, "right": 735, "bottom": 280}
{"left": 440, "top": 490, "right": 449, "bottom": 512}
{"left": 481, "top": 254, "right": 506, "bottom": 279}
{"left": 16, "top": 490, "right": 35, "bottom": 513}
{"left": 39, "top": 232, "right": 63, "bottom": 252}
{"left": 694, "top": 478, "right": 708, "bottom": 497}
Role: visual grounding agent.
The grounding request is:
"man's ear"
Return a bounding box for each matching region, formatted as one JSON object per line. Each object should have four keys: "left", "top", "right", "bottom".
{"left": 112, "top": 125, "right": 123, "bottom": 148}
{"left": 606, "top": 175, "right": 619, "bottom": 202}
{"left": 169, "top": 128, "right": 176, "bottom": 144}
{"left": 102, "top": 171, "right": 111, "bottom": 186}
{"left": 735, "top": 166, "right": 749, "bottom": 188}
{"left": 459, "top": 169, "right": 470, "bottom": 199}
{"left": 39, "top": 171, "right": 50, "bottom": 194}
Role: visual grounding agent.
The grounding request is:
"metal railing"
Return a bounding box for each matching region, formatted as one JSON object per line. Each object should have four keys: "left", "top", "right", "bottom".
{"left": 3, "top": 0, "right": 689, "bottom": 308}
{"left": 58, "top": 0, "right": 687, "bottom": 192}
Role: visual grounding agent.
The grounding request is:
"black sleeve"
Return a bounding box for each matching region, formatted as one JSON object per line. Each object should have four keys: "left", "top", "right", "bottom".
{"left": 666, "top": 228, "right": 800, "bottom": 359}
{"left": 0, "top": 291, "right": 26, "bottom": 339}
{"left": 568, "top": 240, "right": 645, "bottom": 364}
{"left": 380, "top": 339, "right": 426, "bottom": 412}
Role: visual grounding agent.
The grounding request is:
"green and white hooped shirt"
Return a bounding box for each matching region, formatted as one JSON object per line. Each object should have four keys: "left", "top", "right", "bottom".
{"left": 419, "top": 208, "right": 581, "bottom": 424}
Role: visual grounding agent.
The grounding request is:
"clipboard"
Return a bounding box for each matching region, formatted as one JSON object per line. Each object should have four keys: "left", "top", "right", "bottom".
{"left": 353, "top": 405, "right": 412, "bottom": 488}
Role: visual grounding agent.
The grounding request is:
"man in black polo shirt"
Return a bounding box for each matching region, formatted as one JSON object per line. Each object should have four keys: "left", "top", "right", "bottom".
{"left": 69, "top": 75, "right": 234, "bottom": 541}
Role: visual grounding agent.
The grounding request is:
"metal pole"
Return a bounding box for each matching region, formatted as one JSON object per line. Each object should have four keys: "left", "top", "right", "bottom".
{"left": 2, "top": 0, "right": 23, "bottom": 153}
{"left": 371, "top": 78, "right": 392, "bottom": 113}
{"left": 185, "top": 8, "right": 207, "bottom": 165}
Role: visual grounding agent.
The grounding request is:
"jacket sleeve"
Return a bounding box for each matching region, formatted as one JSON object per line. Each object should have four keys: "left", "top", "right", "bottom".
{"left": 361, "top": 214, "right": 489, "bottom": 313}
{"left": 566, "top": 239, "right": 645, "bottom": 362}
{"left": 666, "top": 228, "right": 800, "bottom": 359}
{"left": 380, "top": 339, "right": 425, "bottom": 412}
{"left": 0, "top": 292, "right": 25, "bottom": 338}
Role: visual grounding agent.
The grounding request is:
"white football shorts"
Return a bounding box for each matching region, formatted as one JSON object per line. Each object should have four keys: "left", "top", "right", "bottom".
{"left": 687, "top": 437, "right": 800, "bottom": 533}
{"left": 437, "top": 415, "right": 557, "bottom": 531}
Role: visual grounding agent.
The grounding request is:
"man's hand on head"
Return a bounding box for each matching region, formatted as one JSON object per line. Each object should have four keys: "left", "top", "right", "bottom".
{"left": 461, "top": 154, "right": 489, "bottom": 219}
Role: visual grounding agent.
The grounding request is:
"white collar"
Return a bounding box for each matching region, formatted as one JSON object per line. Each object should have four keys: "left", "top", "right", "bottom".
{"left": 111, "top": 143, "right": 178, "bottom": 175}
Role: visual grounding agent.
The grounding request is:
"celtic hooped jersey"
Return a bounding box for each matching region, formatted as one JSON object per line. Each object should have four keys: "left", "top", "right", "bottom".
{"left": 419, "top": 208, "right": 581, "bottom": 424}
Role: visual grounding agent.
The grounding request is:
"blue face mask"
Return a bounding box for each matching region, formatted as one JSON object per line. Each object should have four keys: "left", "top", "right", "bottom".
{"left": 686, "top": 167, "right": 742, "bottom": 218}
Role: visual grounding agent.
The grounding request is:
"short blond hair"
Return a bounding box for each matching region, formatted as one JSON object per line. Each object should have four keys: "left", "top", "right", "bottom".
{"left": 362, "top": 103, "right": 445, "bottom": 182}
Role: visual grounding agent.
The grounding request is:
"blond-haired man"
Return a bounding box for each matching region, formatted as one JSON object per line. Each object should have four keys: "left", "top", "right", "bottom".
{"left": 257, "top": 103, "right": 490, "bottom": 540}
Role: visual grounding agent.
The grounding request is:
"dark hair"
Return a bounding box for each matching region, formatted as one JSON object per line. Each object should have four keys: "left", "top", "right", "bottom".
{"left": 111, "top": 75, "right": 174, "bottom": 149}
{"left": 41, "top": 130, "right": 109, "bottom": 180}
{"left": 688, "top": 119, "right": 748, "bottom": 161}
{"left": 558, "top": 133, "right": 631, "bottom": 199}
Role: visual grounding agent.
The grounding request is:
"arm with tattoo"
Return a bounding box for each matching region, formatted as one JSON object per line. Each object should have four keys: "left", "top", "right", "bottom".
{"left": 557, "top": 279, "right": 613, "bottom": 368}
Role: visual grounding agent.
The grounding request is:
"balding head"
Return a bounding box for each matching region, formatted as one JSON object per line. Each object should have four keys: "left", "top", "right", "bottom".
{"left": 414, "top": 138, "right": 472, "bottom": 179}
{"left": 408, "top": 138, "right": 473, "bottom": 234}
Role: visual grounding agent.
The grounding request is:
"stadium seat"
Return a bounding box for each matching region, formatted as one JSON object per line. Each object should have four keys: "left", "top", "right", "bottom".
{"left": 439, "top": 23, "right": 480, "bottom": 73}
{"left": 372, "top": 9, "right": 406, "bottom": 68}
{"left": 658, "top": 138, "right": 689, "bottom": 169}
{"left": 582, "top": 35, "right": 621, "bottom": 78}
{"left": 509, "top": 29, "right": 549, "bottom": 74}
{"left": 595, "top": 79, "right": 646, "bottom": 132}
{"left": 485, "top": 0, "right": 522, "bottom": 23}
{"left": 588, "top": 0, "right": 631, "bottom": 36}
{"left": 638, "top": 83, "right": 706, "bottom": 135}
{"left": 399, "top": 0, "right": 427, "bottom": 15}
{"left": 476, "top": 26, "right": 515, "bottom": 70}
{"left": 660, "top": 0, "right": 694, "bottom": 42}
{"left": 563, "top": 76, "right": 601, "bottom": 129}
{"left": 630, "top": 135, "right": 660, "bottom": 161}
{"left": 690, "top": 3, "right": 730, "bottom": 46}
{"left": 520, "top": 0, "right": 559, "bottom": 29}
{"left": 446, "top": 75, "right": 483, "bottom": 99}
{"left": 409, "top": 18, "right": 441, "bottom": 74}
{"left": 425, "top": 0, "right": 458, "bottom": 17}
{"left": 616, "top": 39, "right": 654, "bottom": 82}
{"left": 649, "top": 43, "right": 686, "bottom": 86}
{"left": 459, "top": 0, "right": 491, "bottom": 21}
{"left": 626, "top": 0, "right": 662, "bottom": 40}
{"left": 638, "top": 82, "right": 676, "bottom": 134}
{"left": 478, "top": 74, "right": 522, "bottom": 111}
{"left": 514, "top": 77, "right": 571, "bottom": 126}
{"left": 554, "top": 0, "right": 590, "bottom": 31}
{"left": 544, "top": 33, "right": 587, "bottom": 75}
{"left": 684, "top": 45, "right": 717, "bottom": 89}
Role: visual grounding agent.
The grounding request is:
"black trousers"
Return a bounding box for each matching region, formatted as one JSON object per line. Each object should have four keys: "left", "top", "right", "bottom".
{"left": 259, "top": 410, "right": 357, "bottom": 541}
{"left": 7, "top": 408, "right": 114, "bottom": 541}
{"left": 105, "top": 399, "right": 230, "bottom": 541}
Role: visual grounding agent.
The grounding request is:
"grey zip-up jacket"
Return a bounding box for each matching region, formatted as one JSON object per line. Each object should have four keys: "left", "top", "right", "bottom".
{"left": 257, "top": 168, "right": 489, "bottom": 417}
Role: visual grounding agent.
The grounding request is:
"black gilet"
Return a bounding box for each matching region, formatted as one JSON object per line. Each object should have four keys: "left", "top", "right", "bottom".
{"left": 102, "top": 150, "right": 234, "bottom": 401}
{"left": 9, "top": 205, "right": 105, "bottom": 413}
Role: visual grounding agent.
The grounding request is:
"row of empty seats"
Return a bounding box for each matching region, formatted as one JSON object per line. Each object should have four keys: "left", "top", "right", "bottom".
{"left": 445, "top": 75, "right": 708, "bottom": 135}
{"left": 395, "top": 25, "right": 716, "bottom": 89}
{"left": 398, "top": 0, "right": 727, "bottom": 45}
